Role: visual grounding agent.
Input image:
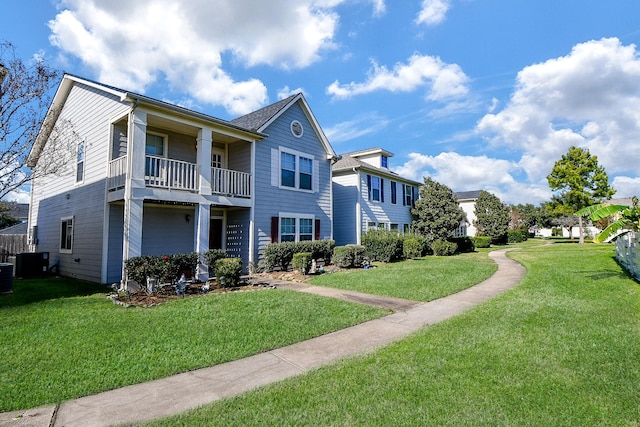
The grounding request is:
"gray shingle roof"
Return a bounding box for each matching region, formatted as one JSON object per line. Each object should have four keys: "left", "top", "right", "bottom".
{"left": 455, "top": 190, "right": 483, "bottom": 200}
{"left": 333, "top": 155, "right": 421, "bottom": 185}
{"left": 231, "top": 94, "right": 298, "bottom": 131}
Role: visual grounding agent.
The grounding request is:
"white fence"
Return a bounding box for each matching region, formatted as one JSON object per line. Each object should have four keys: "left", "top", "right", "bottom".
{"left": 615, "top": 232, "right": 640, "bottom": 282}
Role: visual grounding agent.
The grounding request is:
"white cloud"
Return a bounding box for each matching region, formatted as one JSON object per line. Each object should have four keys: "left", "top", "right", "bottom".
{"left": 324, "top": 113, "right": 390, "bottom": 144}
{"left": 277, "top": 86, "right": 307, "bottom": 100}
{"left": 416, "top": 0, "right": 450, "bottom": 26}
{"left": 477, "top": 37, "right": 640, "bottom": 198}
{"left": 370, "top": 0, "right": 386, "bottom": 16}
{"left": 326, "top": 54, "right": 469, "bottom": 101}
{"left": 395, "top": 152, "right": 551, "bottom": 205}
{"left": 48, "top": 0, "right": 344, "bottom": 114}
{"left": 612, "top": 176, "right": 640, "bottom": 198}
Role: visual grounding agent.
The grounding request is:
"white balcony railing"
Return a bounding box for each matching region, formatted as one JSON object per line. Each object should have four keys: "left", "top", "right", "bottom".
{"left": 108, "top": 156, "right": 127, "bottom": 191}
{"left": 107, "top": 156, "right": 251, "bottom": 198}
{"left": 211, "top": 167, "right": 251, "bottom": 198}
{"left": 145, "top": 156, "right": 199, "bottom": 192}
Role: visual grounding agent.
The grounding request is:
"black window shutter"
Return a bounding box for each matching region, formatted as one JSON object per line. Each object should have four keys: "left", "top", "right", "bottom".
{"left": 271, "top": 216, "right": 279, "bottom": 243}
{"left": 315, "top": 219, "right": 321, "bottom": 240}
{"left": 367, "top": 175, "right": 372, "bottom": 200}
{"left": 402, "top": 184, "right": 406, "bottom": 206}
{"left": 381, "top": 179, "right": 384, "bottom": 202}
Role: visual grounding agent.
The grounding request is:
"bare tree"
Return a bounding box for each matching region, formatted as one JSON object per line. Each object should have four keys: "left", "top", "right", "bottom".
{"left": 0, "top": 42, "right": 79, "bottom": 200}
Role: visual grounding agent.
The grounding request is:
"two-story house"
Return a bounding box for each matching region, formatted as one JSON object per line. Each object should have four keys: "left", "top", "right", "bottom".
{"left": 27, "top": 74, "right": 336, "bottom": 284}
{"left": 454, "top": 190, "right": 482, "bottom": 237}
{"left": 332, "top": 148, "right": 421, "bottom": 246}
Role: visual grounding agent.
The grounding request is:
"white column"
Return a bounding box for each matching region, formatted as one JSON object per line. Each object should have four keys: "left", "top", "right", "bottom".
{"left": 197, "top": 127, "right": 212, "bottom": 196}
{"left": 121, "top": 109, "right": 147, "bottom": 285}
{"left": 195, "top": 203, "right": 210, "bottom": 281}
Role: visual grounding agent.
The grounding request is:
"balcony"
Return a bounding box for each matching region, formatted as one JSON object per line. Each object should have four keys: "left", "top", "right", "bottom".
{"left": 108, "top": 155, "right": 251, "bottom": 198}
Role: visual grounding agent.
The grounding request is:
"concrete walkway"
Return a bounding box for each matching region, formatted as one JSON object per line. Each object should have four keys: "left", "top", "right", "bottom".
{"left": 1, "top": 249, "right": 525, "bottom": 427}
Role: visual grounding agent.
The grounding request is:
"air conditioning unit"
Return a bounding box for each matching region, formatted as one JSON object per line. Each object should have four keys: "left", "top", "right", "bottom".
{"left": 15, "top": 252, "right": 49, "bottom": 278}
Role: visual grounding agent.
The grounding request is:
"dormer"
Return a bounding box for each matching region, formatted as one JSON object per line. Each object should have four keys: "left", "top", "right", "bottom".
{"left": 348, "top": 148, "right": 394, "bottom": 170}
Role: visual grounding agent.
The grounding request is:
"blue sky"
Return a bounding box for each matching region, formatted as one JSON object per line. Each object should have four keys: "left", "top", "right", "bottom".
{"left": 2, "top": 0, "right": 640, "bottom": 204}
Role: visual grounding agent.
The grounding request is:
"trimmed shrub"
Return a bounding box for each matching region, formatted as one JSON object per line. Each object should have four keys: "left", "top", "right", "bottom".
{"left": 450, "top": 236, "right": 475, "bottom": 253}
{"left": 432, "top": 239, "right": 457, "bottom": 256}
{"left": 403, "top": 236, "right": 424, "bottom": 259}
{"left": 203, "top": 249, "right": 226, "bottom": 275}
{"left": 361, "top": 229, "right": 403, "bottom": 262}
{"left": 473, "top": 236, "right": 492, "bottom": 248}
{"left": 292, "top": 252, "right": 312, "bottom": 275}
{"left": 167, "top": 252, "right": 199, "bottom": 281}
{"left": 332, "top": 245, "right": 366, "bottom": 268}
{"left": 295, "top": 240, "right": 335, "bottom": 265}
{"left": 262, "top": 241, "right": 297, "bottom": 271}
{"left": 507, "top": 229, "right": 528, "bottom": 243}
{"left": 215, "top": 257, "right": 242, "bottom": 288}
{"left": 261, "top": 240, "right": 335, "bottom": 272}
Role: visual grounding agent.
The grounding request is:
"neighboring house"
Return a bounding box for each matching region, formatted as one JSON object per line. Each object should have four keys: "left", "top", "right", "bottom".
{"left": 454, "top": 190, "right": 482, "bottom": 237}
{"left": 27, "top": 74, "right": 336, "bottom": 284}
{"left": 332, "top": 148, "right": 420, "bottom": 246}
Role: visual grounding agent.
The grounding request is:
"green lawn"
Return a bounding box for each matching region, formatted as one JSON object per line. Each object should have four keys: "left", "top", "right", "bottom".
{"left": 145, "top": 243, "right": 640, "bottom": 426}
{"left": 0, "top": 279, "right": 385, "bottom": 411}
{"left": 310, "top": 250, "right": 497, "bottom": 301}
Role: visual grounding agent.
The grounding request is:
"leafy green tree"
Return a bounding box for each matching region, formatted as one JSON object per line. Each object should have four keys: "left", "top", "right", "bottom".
{"left": 411, "top": 177, "right": 465, "bottom": 247}
{"left": 576, "top": 196, "right": 640, "bottom": 243}
{"left": 0, "top": 201, "right": 19, "bottom": 229}
{"left": 510, "top": 203, "right": 551, "bottom": 231}
{"left": 474, "top": 191, "right": 510, "bottom": 244}
{"left": 547, "top": 146, "right": 615, "bottom": 244}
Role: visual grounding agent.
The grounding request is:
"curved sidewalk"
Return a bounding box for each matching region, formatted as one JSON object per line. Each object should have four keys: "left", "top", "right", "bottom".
{"left": 1, "top": 249, "right": 525, "bottom": 427}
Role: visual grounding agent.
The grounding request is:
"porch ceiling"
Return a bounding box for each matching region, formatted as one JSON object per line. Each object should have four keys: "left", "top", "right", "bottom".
{"left": 147, "top": 114, "right": 249, "bottom": 144}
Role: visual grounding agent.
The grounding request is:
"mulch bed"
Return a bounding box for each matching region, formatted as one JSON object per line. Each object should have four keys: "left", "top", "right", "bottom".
{"left": 109, "top": 278, "right": 277, "bottom": 307}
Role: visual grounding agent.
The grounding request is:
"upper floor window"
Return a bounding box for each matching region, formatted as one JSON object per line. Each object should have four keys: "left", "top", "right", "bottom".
{"left": 60, "top": 216, "right": 74, "bottom": 253}
{"left": 367, "top": 175, "right": 384, "bottom": 202}
{"left": 381, "top": 155, "right": 388, "bottom": 168}
{"left": 280, "top": 150, "right": 314, "bottom": 191}
{"left": 146, "top": 133, "right": 167, "bottom": 177}
{"left": 145, "top": 133, "right": 165, "bottom": 156}
{"left": 281, "top": 152, "right": 296, "bottom": 188}
{"left": 76, "top": 141, "right": 85, "bottom": 183}
{"left": 403, "top": 184, "right": 413, "bottom": 206}
{"left": 391, "top": 181, "right": 397, "bottom": 204}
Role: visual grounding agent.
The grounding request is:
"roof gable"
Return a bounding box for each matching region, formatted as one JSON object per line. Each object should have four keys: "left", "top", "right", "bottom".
{"left": 232, "top": 93, "right": 337, "bottom": 159}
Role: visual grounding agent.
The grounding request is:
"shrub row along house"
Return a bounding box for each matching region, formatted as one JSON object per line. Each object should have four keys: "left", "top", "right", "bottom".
{"left": 27, "top": 74, "right": 425, "bottom": 285}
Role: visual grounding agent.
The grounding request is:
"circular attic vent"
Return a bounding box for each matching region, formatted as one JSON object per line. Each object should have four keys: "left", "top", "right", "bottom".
{"left": 290, "top": 120, "right": 304, "bottom": 138}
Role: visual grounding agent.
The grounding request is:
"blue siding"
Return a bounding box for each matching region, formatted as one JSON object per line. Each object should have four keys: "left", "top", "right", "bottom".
{"left": 253, "top": 101, "right": 333, "bottom": 260}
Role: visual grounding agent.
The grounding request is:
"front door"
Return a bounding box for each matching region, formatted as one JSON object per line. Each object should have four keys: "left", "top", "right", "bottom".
{"left": 209, "top": 218, "right": 223, "bottom": 249}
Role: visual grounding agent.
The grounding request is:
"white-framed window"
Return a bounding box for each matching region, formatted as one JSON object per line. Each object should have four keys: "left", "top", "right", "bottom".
{"left": 280, "top": 217, "right": 296, "bottom": 242}
{"left": 299, "top": 218, "right": 313, "bottom": 241}
{"left": 145, "top": 132, "right": 167, "bottom": 177}
{"left": 381, "top": 155, "right": 388, "bottom": 168}
{"left": 279, "top": 149, "right": 314, "bottom": 191}
{"left": 367, "top": 221, "right": 377, "bottom": 230}
{"left": 279, "top": 213, "right": 315, "bottom": 242}
{"left": 211, "top": 149, "right": 224, "bottom": 169}
{"left": 60, "top": 216, "right": 74, "bottom": 253}
{"left": 403, "top": 184, "right": 413, "bottom": 206}
{"left": 390, "top": 223, "right": 399, "bottom": 231}
{"left": 391, "top": 181, "right": 397, "bottom": 204}
{"left": 76, "top": 140, "right": 85, "bottom": 183}
{"left": 403, "top": 224, "right": 411, "bottom": 233}
{"left": 371, "top": 176, "right": 381, "bottom": 201}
